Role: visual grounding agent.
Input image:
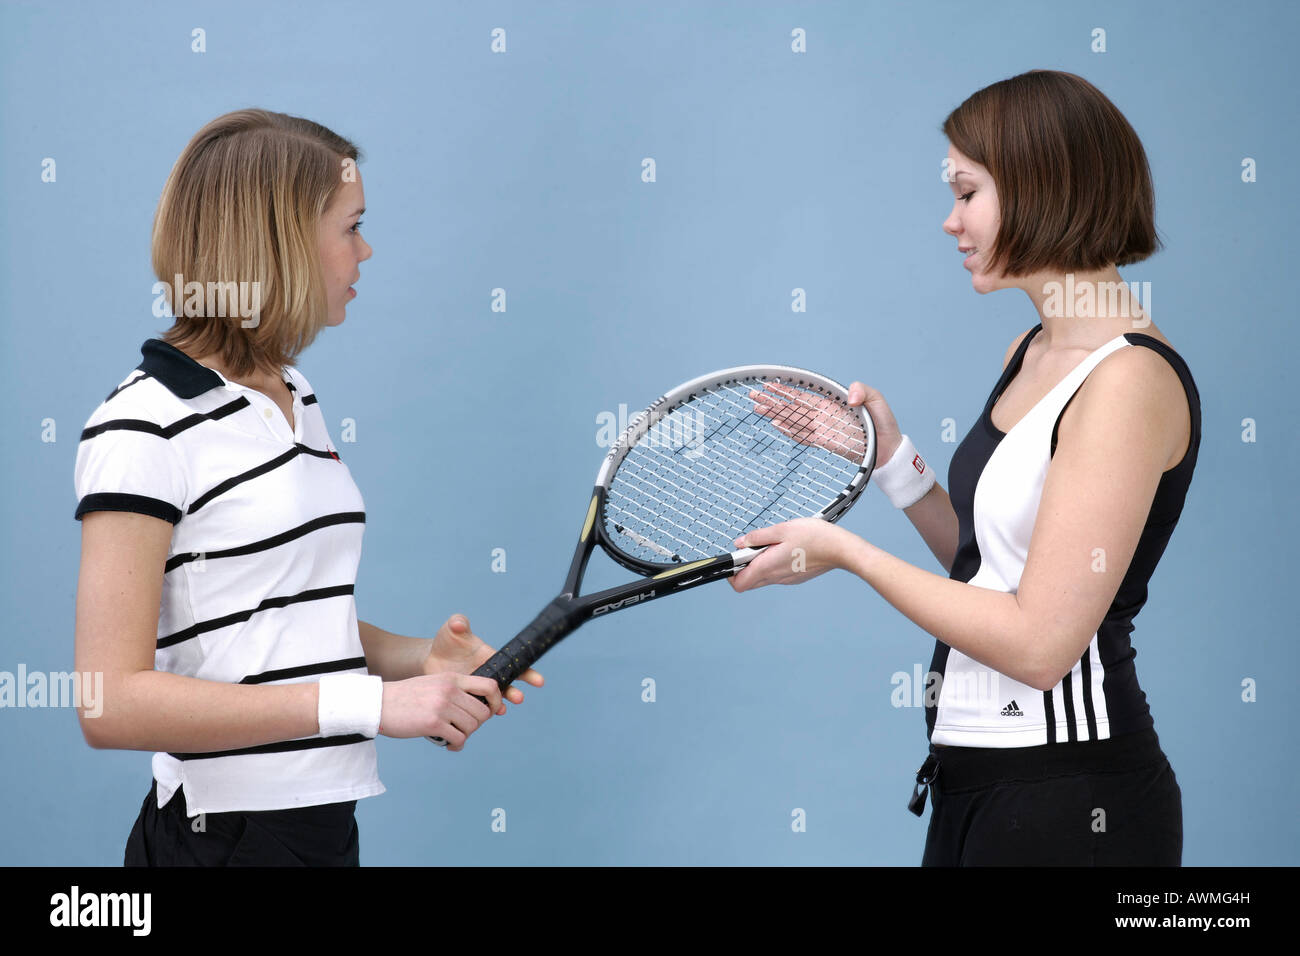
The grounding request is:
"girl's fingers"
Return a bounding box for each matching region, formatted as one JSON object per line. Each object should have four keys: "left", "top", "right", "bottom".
{"left": 735, "top": 524, "right": 786, "bottom": 549}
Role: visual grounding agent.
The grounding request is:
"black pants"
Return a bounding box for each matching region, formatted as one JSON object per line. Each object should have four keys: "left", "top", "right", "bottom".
{"left": 920, "top": 728, "right": 1182, "bottom": 866}
{"left": 124, "top": 781, "right": 360, "bottom": 866}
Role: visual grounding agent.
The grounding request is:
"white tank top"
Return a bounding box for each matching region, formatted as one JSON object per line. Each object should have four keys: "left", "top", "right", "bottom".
{"left": 928, "top": 325, "right": 1201, "bottom": 747}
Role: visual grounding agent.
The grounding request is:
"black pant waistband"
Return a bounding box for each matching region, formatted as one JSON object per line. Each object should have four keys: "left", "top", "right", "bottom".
{"left": 928, "top": 728, "right": 1168, "bottom": 793}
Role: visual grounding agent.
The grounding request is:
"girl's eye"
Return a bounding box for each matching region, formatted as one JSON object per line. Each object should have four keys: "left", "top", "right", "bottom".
{"left": 959, "top": 192, "right": 974, "bottom": 203}
{"left": 350, "top": 219, "right": 364, "bottom": 233}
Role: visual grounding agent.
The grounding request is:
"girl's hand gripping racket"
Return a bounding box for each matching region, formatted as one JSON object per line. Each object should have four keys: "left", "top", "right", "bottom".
{"left": 430, "top": 365, "right": 876, "bottom": 745}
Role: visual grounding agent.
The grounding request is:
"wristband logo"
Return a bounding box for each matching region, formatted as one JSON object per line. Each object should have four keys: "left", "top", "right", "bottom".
{"left": 912, "top": 455, "right": 926, "bottom": 475}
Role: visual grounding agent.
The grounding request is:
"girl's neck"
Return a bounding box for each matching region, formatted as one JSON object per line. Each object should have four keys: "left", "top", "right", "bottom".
{"left": 1018, "top": 265, "right": 1151, "bottom": 351}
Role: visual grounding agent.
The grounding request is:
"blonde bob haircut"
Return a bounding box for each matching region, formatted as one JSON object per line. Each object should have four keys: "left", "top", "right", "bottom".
{"left": 942, "top": 70, "right": 1161, "bottom": 278}
{"left": 152, "top": 109, "right": 362, "bottom": 378}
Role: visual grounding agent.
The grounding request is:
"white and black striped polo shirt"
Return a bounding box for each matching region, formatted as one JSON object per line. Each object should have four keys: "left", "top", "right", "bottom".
{"left": 74, "top": 338, "right": 383, "bottom": 815}
{"left": 928, "top": 324, "right": 1201, "bottom": 747}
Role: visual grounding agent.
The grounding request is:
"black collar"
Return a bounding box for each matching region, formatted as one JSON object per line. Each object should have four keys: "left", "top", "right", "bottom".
{"left": 138, "top": 339, "right": 225, "bottom": 398}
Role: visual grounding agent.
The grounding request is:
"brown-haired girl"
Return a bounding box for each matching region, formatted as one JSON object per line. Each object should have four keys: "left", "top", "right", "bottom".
{"left": 732, "top": 71, "right": 1197, "bottom": 866}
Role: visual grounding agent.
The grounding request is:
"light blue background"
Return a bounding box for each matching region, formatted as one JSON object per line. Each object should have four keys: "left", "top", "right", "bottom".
{"left": 2, "top": 0, "right": 1296, "bottom": 865}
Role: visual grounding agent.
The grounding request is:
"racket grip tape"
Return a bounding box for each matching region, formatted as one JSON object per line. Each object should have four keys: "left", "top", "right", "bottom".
{"left": 473, "top": 596, "right": 574, "bottom": 688}
{"left": 428, "top": 597, "right": 575, "bottom": 747}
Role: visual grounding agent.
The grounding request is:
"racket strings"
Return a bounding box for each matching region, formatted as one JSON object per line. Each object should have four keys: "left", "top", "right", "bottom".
{"left": 681, "top": 381, "right": 863, "bottom": 496}
{"left": 608, "top": 441, "right": 840, "bottom": 560}
{"left": 679, "top": 406, "right": 852, "bottom": 503}
{"left": 696, "top": 383, "right": 864, "bottom": 482}
{"left": 608, "top": 466, "right": 810, "bottom": 560}
{"left": 605, "top": 378, "right": 866, "bottom": 565}
{"left": 652, "top": 384, "right": 855, "bottom": 501}
{"left": 633, "top": 442, "right": 827, "bottom": 531}
{"left": 615, "top": 394, "right": 837, "bottom": 536}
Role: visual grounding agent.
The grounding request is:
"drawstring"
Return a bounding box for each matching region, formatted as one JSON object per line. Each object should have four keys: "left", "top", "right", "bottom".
{"left": 908, "top": 753, "right": 940, "bottom": 816}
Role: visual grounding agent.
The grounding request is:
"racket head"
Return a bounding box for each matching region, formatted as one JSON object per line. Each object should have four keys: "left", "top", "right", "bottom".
{"left": 593, "top": 365, "right": 876, "bottom": 575}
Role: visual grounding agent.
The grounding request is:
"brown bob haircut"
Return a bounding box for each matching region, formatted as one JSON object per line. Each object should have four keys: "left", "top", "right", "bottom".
{"left": 942, "top": 69, "right": 1160, "bottom": 277}
{"left": 152, "top": 109, "right": 362, "bottom": 378}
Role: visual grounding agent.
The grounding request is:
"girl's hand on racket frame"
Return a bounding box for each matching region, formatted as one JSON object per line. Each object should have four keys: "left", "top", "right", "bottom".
{"left": 845, "top": 382, "right": 903, "bottom": 463}
{"left": 422, "top": 613, "right": 544, "bottom": 714}
{"left": 727, "top": 518, "right": 861, "bottom": 592}
{"left": 377, "top": 672, "right": 505, "bottom": 750}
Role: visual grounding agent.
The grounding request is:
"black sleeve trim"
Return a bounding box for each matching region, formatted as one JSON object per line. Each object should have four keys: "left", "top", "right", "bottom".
{"left": 74, "top": 493, "right": 182, "bottom": 524}
{"left": 239, "top": 656, "right": 369, "bottom": 685}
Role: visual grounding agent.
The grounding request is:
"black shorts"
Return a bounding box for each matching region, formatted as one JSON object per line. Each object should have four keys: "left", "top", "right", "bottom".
{"left": 124, "top": 781, "right": 360, "bottom": 866}
{"left": 918, "top": 727, "right": 1182, "bottom": 866}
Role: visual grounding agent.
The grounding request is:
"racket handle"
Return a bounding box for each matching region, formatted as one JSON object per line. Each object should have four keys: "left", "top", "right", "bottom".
{"left": 428, "top": 597, "right": 574, "bottom": 747}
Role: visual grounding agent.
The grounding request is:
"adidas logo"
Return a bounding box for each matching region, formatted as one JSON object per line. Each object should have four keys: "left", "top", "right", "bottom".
{"left": 1001, "top": 700, "right": 1024, "bottom": 717}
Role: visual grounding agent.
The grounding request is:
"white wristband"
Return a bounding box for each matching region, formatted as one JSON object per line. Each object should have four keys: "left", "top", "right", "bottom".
{"left": 317, "top": 673, "right": 384, "bottom": 739}
{"left": 870, "top": 434, "right": 936, "bottom": 509}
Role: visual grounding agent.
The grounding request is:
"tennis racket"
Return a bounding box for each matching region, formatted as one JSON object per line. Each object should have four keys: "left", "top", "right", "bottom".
{"left": 430, "top": 364, "right": 876, "bottom": 745}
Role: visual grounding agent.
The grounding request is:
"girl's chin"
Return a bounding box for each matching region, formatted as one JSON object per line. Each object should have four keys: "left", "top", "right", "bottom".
{"left": 969, "top": 269, "right": 1006, "bottom": 294}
